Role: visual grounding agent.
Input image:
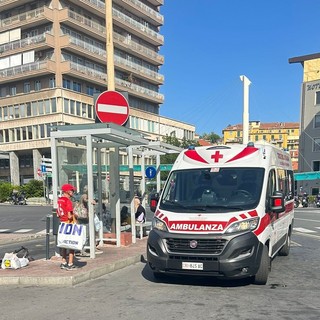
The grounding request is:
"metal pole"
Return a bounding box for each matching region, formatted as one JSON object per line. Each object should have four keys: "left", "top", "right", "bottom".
{"left": 106, "top": 0, "right": 115, "bottom": 91}
{"left": 240, "top": 75, "right": 251, "bottom": 145}
{"left": 45, "top": 214, "right": 50, "bottom": 260}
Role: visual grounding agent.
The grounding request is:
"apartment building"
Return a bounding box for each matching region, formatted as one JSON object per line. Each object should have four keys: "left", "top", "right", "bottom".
{"left": 222, "top": 121, "right": 300, "bottom": 170}
{"left": 289, "top": 53, "right": 320, "bottom": 194}
{"left": 0, "top": 0, "right": 195, "bottom": 185}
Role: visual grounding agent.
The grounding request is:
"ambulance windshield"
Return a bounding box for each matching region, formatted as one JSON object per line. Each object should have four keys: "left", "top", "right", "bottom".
{"left": 159, "top": 168, "right": 265, "bottom": 212}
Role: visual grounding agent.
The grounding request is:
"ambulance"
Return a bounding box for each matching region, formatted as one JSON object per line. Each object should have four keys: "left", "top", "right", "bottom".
{"left": 147, "top": 142, "right": 294, "bottom": 284}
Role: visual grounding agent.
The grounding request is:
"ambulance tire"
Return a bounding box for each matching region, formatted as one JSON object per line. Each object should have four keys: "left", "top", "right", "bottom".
{"left": 253, "top": 245, "right": 270, "bottom": 285}
{"left": 278, "top": 231, "right": 291, "bottom": 256}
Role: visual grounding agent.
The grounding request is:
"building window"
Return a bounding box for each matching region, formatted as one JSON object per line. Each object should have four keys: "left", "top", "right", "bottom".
{"left": 73, "top": 81, "right": 81, "bottom": 92}
{"left": 313, "top": 161, "right": 320, "bottom": 171}
{"left": 316, "top": 91, "right": 320, "bottom": 105}
{"left": 313, "top": 138, "right": 320, "bottom": 152}
{"left": 35, "top": 80, "right": 41, "bottom": 91}
{"left": 10, "top": 86, "right": 16, "bottom": 95}
{"left": 315, "top": 115, "right": 320, "bottom": 128}
{"left": 86, "top": 86, "right": 94, "bottom": 96}
{"left": 49, "top": 78, "right": 55, "bottom": 88}
{"left": 24, "top": 82, "right": 30, "bottom": 93}
{"left": 63, "top": 78, "right": 71, "bottom": 89}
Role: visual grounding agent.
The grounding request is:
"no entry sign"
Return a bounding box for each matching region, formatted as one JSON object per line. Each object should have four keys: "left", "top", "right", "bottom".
{"left": 95, "top": 91, "right": 129, "bottom": 125}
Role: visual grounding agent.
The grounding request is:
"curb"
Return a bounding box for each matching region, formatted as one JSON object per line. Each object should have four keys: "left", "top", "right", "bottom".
{"left": 0, "top": 253, "right": 144, "bottom": 286}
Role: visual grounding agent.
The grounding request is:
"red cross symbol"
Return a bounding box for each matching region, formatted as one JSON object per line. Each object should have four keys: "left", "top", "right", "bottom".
{"left": 211, "top": 151, "right": 223, "bottom": 163}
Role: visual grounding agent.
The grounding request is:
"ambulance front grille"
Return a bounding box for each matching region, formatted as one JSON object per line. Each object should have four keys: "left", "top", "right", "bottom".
{"left": 166, "top": 238, "right": 227, "bottom": 255}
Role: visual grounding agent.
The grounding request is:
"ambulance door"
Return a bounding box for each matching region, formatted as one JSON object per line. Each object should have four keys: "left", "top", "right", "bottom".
{"left": 266, "top": 169, "right": 278, "bottom": 252}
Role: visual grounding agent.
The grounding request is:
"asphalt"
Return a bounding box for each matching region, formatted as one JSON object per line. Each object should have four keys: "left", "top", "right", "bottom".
{"left": 0, "top": 234, "right": 148, "bottom": 287}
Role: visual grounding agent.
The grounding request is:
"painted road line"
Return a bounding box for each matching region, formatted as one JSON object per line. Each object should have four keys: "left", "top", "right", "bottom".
{"left": 293, "top": 227, "right": 316, "bottom": 233}
{"left": 291, "top": 241, "right": 302, "bottom": 247}
{"left": 14, "top": 229, "right": 34, "bottom": 233}
{"left": 0, "top": 229, "right": 10, "bottom": 233}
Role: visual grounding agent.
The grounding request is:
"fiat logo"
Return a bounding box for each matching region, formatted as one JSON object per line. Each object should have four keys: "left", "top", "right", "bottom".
{"left": 189, "top": 240, "right": 198, "bottom": 249}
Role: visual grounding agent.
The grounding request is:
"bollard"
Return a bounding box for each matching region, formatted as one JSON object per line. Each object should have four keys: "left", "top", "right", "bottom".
{"left": 45, "top": 214, "right": 51, "bottom": 260}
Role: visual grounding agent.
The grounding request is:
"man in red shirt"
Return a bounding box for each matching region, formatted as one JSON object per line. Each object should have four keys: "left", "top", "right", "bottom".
{"left": 57, "top": 183, "right": 78, "bottom": 270}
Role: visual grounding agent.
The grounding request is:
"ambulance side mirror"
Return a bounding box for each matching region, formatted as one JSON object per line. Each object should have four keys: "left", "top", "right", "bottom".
{"left": 149, "top": 192, "right": 160, "bottom": 212}
{"left": 269, "top": 191, "right": 285, "bottom": 213}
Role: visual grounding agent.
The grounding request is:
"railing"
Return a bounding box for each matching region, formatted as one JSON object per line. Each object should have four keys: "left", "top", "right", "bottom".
{"left": 113, "top": 32, "right": 164, "bottom": 63}
{"left": 115, "top": 78, "right": 164, "bottom": 101}
{"left": 78, "top": 0, "right": 163, "bottom": 24}
{"left": 69, "top": 36, "right": 106, "bottom": 57}
{"left": 0, "top": 60, "right": 50, "bottom": 78}
{"left": 69, "top": 61, "right": 107, "bottom": 81}
{"left": 67, "top": 10, "right": 106, "bottom": 34}
{"left": 0, "top": 33, "right": 51, "bottom": 53}
{"left": 112, "top": 8, "right": 163, "bottom": 43}
{"left": 114, "top": 55, "right": 163, "bottom": 82}
{"left": 0, "top": 7, "right": 45, "bottom": 27}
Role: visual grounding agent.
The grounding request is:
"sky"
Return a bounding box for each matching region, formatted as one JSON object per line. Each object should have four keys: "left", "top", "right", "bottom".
{"left": 158, "top": 0, "right": 320, "bottom": 136}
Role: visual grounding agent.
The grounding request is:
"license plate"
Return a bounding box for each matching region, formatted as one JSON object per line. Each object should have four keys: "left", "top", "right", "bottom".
{"left": 182, "top": 262, "right": 203, "bottom": 270}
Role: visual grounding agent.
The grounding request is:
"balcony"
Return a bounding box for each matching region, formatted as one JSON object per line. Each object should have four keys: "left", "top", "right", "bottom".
{"left": 0, "top": 6, "right": 54, "bottom": 32}
{"left": 114, "top": 55, "right": 164, "bottom": 85}
{"left": 67, "top": 0, "right": 163, "bottom": 26}
{"left": 59, "top": 8, "right": 106, "bottom": 42}
{"left": 148, "top": 0, "right": 163, "bottom": 6}
{"left": 67, "top": 0, "right": 105, "bottom": 18}
{"left": 113, "top": 8, "right": 164, "bottom": 46}
{"left": 0, "top": 33, "right": 55, "bottom": 57}
{"left": 0, "top": 0, "right": 33, "bottom": 12}
{"left": 60, "top": 35, "right": 106, "bottom": 64}
{"left": 115, "top": 78, "right": 164, "bottom": 104}
{"left": 0, "top": 60, "right": 56, "bottom": 84}
{"left": 113, "top": 32, "right": 164, "bottom": 66}
{"left": 113, "top": 0, "right": 164, "bottom": 26}
{"left": 60, "top": 61, "right": 107, "bottom": 87}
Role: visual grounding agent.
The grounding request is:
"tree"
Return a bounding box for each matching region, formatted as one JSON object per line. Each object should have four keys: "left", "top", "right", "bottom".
{"left": 200, "top": 132, "right": 221, "bottom": 144}
{"left": 159, "top": 136, "right": 199, "bottom": 182}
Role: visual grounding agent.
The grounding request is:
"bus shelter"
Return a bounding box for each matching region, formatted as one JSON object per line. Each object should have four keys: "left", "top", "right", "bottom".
{"left": 50, "top": 123, "right": 149, "bottom": 258}
{"left": 127, "top": 142, "right": 182, "bottom": 242}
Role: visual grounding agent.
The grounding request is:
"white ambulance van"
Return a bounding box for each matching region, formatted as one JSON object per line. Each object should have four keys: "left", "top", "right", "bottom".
{"left": 147, "top": 142, "right": 294, "bottom": 284}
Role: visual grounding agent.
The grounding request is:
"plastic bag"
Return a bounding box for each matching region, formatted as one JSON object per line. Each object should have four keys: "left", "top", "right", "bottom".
{"left": 1, "top": 246, "right": 31, "bottom": 269}
{"left": 57, "top": 222, "right": 87, "bottom": 250}
{"left": 94, "top": 214, "right": 101, "bottom": 231}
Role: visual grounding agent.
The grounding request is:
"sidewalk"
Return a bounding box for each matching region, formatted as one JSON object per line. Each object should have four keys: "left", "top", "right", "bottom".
{"left": 0, "top": 236, "right": 148, "bottom": 287}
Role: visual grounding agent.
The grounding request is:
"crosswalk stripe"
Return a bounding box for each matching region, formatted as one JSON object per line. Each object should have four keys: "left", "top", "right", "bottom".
{"left": 0, "top": 229, "right": 10, "bottom": 233}
{"left": 293, "top": 227, "right": 316, "bottom": 233}
{"left": 14, "top": 229, "right": 34, "bottom": 233}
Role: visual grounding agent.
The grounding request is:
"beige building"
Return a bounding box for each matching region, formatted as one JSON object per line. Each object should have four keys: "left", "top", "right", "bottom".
{"left": 222, "top": 121, "right": 299, "bottom": 170}
{"left": 0, "top": 0, "right": 195, "bottom": 185}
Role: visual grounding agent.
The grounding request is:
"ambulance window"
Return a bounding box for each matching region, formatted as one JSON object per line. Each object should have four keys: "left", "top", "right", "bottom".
{"left": 266, "top": 169, "right": 276, "bottom": 198}
{"left": 287, "top": 170, "right": 294, "bottom": 200}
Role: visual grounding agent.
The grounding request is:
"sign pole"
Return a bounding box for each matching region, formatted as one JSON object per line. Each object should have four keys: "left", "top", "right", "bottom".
{"left": 106, "top": 0, "right": 115, "bottom": 91}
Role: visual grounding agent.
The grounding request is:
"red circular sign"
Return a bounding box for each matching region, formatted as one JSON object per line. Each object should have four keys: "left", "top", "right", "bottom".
{"left": 95, "top": 91, "right": 129, "bottom": 125}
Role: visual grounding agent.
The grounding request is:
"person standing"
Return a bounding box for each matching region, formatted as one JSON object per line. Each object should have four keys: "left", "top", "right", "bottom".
{"left": 57, "top": 183, "right": 78, "bottom": 271}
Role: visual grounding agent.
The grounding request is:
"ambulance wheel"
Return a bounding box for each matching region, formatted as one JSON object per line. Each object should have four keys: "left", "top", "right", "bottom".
{"left": 278, "top": 232, "right": 291, "bottom": 256}
{"left": 253, "top": 245, "right": 270, "bottom": 285}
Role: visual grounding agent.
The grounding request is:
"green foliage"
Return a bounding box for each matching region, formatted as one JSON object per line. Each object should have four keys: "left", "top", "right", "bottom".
{"left": 0, "top": 182, "right": 13, "bottom": 202}
{"left": 200, "top": 132, "right": 221, "bottom": 143}
{"left": 20, "top": 180, "right": 44, "bottom": 198}
{"left": 0, "top": 180, "right": 44, "bottom": 202}
{"left": 159, "top": 136, "right": 200, "bottom": 182}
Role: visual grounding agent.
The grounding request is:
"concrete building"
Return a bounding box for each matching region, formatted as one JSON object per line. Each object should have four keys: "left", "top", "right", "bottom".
{"left": 289, "top": 53, "right": 320, "bottom": 195}
{"left": 222, "top": 121, "right": 300, "bottom": 171}
{"left": 0, "top": 0, "right": 195, "bottom": 186}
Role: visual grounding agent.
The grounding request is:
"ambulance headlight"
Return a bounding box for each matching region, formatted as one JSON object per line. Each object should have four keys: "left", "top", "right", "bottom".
{"left": 225, "top": 217, "right": 259, "bottom": 234}
{"left": 152, "top": 217, "right": 168, "bottom": 232}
